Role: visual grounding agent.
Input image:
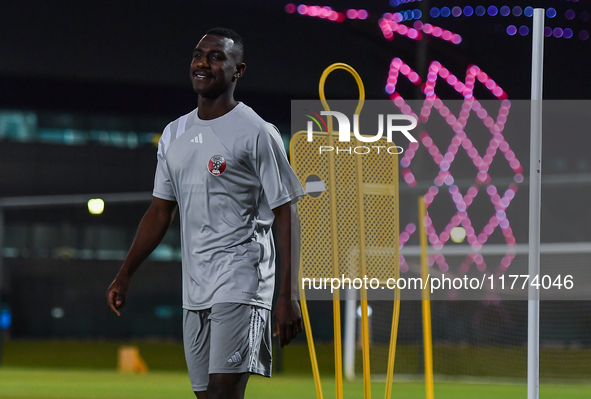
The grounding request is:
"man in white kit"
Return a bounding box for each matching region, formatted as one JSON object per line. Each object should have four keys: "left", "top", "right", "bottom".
{"left": 107, "top": 27, "right": 305, "bottom": 399}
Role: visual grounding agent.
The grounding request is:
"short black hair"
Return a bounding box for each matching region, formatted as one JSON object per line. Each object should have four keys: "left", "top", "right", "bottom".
{"left": 206, "top": 27, "right": 244, "bottom": 61}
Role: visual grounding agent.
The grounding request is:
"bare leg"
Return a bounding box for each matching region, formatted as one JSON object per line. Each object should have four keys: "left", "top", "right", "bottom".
{"left": 195, "top": 391, "right": 208, "bottom": 399}
{"left": 206, "top": 373, "right": 250, "bottom": 399}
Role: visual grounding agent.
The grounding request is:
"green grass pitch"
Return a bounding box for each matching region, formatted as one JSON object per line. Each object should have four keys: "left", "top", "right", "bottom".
{"left": 1, "top": 368, "right": 591, "bottom": 399}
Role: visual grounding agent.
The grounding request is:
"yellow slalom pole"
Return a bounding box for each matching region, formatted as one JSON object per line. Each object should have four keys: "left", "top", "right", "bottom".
{"left": 384, "top": 247, "right": 401, "bottom": 399}
{"left": 384, "top": 146, "right": 401, "bottom": 399}
{"left": 318, "top": 63, "right": 366, "bottom": 399}
{"left": 360, "top": 295, "right": 371, "bottom": 399}
{"left": 333, "top": 294, "right": 343, "bottom": 399}
{"left": 324, "top": 80, "right": 343, "bottom": 399}
{"left": 384, "top": 289, "right": 401, "bottom": 399}
{"left": 419, "top": 196, "right": 434, "bottom": 399}
{"left": 300, "top": 283, "right": 324, "bottom": 399}
{"left": 356, "top": 139, "right": 371, "bottom": 399}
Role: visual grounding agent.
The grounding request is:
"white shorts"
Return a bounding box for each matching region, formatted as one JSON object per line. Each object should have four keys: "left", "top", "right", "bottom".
{"left": 183, "top": 303, "right": 272, "bottom": 392}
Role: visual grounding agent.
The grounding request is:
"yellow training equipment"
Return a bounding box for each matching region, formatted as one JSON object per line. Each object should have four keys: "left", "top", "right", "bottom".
{"left": 291, "top": 63, "right": 400, "bottom": 399}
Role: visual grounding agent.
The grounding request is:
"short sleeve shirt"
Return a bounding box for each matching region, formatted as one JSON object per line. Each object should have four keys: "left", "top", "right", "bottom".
{"left": 153, "top": 103, "right": 305, "bottom": 310}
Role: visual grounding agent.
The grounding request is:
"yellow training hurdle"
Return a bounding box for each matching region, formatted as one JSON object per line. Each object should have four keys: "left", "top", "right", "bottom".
{"left": 291, "top": 63, "right": 434, "bottom": 399}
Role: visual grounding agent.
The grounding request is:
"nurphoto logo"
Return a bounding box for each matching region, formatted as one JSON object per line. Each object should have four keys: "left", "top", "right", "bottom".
{"left": 304, "top": 109, "right": 418, "bottom": 155}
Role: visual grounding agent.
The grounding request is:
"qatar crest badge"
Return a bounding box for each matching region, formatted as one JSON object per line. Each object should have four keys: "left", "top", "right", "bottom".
{"left": 208, "top": 155, "right": 226, "bottom": 176}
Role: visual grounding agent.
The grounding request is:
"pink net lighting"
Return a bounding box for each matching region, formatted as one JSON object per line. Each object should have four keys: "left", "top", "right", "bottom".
{"left": 387, "top": 58, "right": 522, "bottom": 276}
{"left": 378, "top": 18, "right": 462, "bottom": 44}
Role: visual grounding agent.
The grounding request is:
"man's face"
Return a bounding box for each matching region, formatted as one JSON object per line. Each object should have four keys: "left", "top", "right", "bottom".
{"left": 190, "top": 34, "right": 244, "bottom": 98}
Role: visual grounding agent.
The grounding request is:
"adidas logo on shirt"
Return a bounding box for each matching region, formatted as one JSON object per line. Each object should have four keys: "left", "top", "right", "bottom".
{"left": 227, "top": 351, "right": 242, "bottom": 364}
{"left": 190, "top": 133, "right": 203, "bottom": 143}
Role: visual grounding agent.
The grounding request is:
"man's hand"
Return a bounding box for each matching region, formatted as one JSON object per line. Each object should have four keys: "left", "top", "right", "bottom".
{"left": 107, "top": 274, "right": 131, "bottom": 316}
{"left": 273, "top": 295, "right": 303, "bottom": 348}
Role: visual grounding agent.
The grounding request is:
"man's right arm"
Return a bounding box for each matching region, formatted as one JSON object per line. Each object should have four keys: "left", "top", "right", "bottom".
{"left": 106, "top": 196, "right": 177, "bottom": 316}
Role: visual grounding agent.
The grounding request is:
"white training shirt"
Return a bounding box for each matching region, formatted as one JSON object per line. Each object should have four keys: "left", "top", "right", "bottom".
{"left": 153, "top": 103, "right": 305, "bottom": 310}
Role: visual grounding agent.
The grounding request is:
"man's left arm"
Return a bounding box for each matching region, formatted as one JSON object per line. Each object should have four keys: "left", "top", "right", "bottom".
{"left": 272, "top": 201, "right": 303, "bottom": 348}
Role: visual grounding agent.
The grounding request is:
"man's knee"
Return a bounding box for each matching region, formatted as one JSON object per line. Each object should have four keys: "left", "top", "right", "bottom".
{"left": 207, "top": 373, "right": 249, "bottom": 399}
{"left": 194, "top": 391, "right": 207, "bottom": 399}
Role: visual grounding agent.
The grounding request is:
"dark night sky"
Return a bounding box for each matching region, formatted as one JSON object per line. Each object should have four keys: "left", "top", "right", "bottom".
{"left": 1, "top": 0, "right": 591, "bottom": 123}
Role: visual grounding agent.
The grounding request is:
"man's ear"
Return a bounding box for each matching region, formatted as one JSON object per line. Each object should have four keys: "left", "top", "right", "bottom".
{"left": 234, "top": 63, "right": 246, "bottom": 79}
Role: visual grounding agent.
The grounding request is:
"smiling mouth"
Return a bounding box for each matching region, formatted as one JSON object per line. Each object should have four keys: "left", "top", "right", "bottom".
{"left": 193, "top": 72, "right": 212, "bottom": 80}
